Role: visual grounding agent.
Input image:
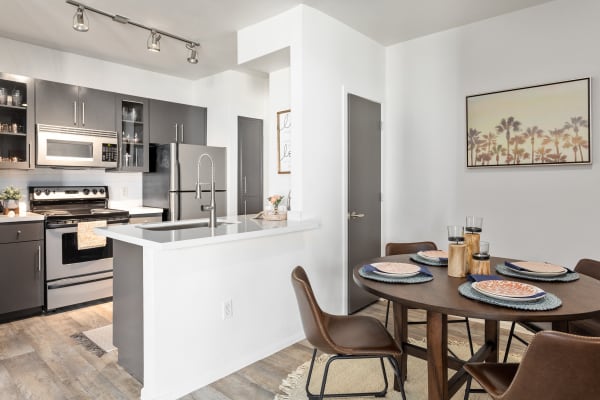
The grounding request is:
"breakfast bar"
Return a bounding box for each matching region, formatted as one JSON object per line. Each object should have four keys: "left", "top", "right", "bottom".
{"left": 96, "top": 216, "right": 318, "bottom": 400}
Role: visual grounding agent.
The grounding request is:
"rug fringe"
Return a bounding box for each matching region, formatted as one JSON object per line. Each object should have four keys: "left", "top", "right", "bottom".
{"left": 70, "top": 332, "right": 106, "bottom": 357}
{"left": 275, "top": 353, "right": 329, "bottom": 400}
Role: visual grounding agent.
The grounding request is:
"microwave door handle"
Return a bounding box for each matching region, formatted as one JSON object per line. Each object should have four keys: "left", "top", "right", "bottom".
{"left": 181, "top": 124, "right": 184, "bottom": 143}
{"left": 175, "top": 123, "right": 178, "bottom": 142}
{"left": 82, "top": 102, "right": 85, "bottom": 126}
{"left": 73, "top": 101, "right": 77, "bottom": 125}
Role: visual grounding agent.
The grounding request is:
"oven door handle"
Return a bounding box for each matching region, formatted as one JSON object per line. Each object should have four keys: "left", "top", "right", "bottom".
{"left": 46, "top": 218, "right": 130, "bottom": 229}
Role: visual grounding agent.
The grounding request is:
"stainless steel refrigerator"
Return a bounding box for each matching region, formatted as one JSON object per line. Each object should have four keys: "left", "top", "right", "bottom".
{"left": 143, "top": 143, "right": 227, "bottom": 221}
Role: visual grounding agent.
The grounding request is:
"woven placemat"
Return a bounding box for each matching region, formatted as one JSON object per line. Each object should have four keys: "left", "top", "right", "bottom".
{"left": 458, "top": 282, "right": 562, "bottom": 311}
{"left": 496, "top": 264, "right": 579, "bottom": 282}
{"left": 359, "top": 265, "right": 433, "bottom": 284}
{"left": 410, "top": 254, "right": 447, "bottom": 267}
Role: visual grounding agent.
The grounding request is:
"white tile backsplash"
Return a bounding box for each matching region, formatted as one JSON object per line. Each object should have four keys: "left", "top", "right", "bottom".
{"left": 0, "top": 169, "right": 143, "bottom": 211}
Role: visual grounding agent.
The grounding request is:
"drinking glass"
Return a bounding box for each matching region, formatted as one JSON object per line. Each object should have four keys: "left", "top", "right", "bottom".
{"left": 465, "top": 216, "right": 483, "bottom": 233}
{"left": 447, "top": 225, "right": 464, "bottom": 244}
{"left": 479, "top": 241, "right": 490, "bottom": 255}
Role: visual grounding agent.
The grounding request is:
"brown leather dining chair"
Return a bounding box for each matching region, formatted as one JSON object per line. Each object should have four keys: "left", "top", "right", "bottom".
{"left": 503, "top": 258, "right": 600, "bottom": 360}
{"left": 384, "top": 242, "right": 474, "bottom": 355}
{"left": 291, "top": 266, "right": 407, "bottom": 400}
{"left": 464, "top": 331, "right": 600, "bottom": 400}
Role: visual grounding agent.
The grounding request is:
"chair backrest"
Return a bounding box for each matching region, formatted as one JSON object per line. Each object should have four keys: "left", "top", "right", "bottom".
{"left": 385, "top": 241, "right": 437, "bottom": 256}
{"left": 574, "top": 258, "right": 600, "bottom": 281}
{"left": 503, "top": 331, "right": 600, "bottom": 399}
{"left": 291, "top": 266, "right": 338, "bottom": 354}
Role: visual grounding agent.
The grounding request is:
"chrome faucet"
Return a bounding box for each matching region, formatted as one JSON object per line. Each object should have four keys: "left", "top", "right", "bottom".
{"left": 195, "top": 153, "right": 217, "bottom": 228}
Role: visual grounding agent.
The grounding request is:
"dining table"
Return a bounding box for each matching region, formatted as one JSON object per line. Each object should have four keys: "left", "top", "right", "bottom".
{"left": 353, "top": 254, "right": 600, "bottom": 400}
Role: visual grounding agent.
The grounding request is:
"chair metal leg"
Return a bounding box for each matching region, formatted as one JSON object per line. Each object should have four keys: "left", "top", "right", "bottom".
{"left": 386, "top": 355, "right": 407, "bottom": 400}
{"left": 305, "top": 348, "right": 391, "bottom": 399}
{"left": 464, "top": 317, "right": 474, "bottom": 356}
{"left": 384, "top": 300, "right": 391, "bottom": 328}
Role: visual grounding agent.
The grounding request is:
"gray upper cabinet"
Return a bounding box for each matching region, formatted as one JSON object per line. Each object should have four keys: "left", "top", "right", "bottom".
{"left": 0, "top": 72, "right": 34, "bottom": 169}
{"left": 149, "top": 99, "right": 206, "bottom": 145}
{"left": 35, "top": 79, "right": 116, "bottom": 132}
{"left": 114, "top": 94, "right": 149, "bottom": 172}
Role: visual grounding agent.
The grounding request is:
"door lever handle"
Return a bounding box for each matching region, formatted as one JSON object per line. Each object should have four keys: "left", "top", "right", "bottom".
{"left": 349, "top": 211, "right": 365, "bottom": 220}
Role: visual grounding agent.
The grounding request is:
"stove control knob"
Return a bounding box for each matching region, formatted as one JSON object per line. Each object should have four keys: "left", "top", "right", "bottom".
{"left": 83, "top": 188, "right": 90, "bottom": 195}
{"left": 92, "top": 189, "right": 98, "bottom": 195}
{"left": 99, "top": 188, "right": 105, "bottom": 194}
{"left": 44, "top": 189, "right": 51, "bottom": 196}
{"left": 35, "top": 189, "right": 41, "bottom": 196}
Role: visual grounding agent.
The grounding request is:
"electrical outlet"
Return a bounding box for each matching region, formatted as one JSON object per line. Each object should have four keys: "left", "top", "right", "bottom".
{"left": 223, "top": 299, "right": 233, "bottom": 320}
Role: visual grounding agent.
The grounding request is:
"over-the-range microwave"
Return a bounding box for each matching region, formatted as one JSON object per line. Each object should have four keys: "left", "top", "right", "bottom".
{"left": 36, "top": 124, "right": 118, "bottom": 168}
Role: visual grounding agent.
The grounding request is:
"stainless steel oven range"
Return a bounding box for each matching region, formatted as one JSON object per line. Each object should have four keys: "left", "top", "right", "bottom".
{"left": 29, "top": 186, "right": 129, "bottom": 311}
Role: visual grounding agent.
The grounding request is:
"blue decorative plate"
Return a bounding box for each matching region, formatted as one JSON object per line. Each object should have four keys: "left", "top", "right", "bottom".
{"left": 458, "top": 282, "right": 562, "bottom": 311}
{"left": 359, "top": 265, "right": 433, "bottom": 284}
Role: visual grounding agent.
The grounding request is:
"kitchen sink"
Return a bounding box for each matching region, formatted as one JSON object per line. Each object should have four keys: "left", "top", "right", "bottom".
{"left": 137, "top": 219, "right": 240, "bottom": 231}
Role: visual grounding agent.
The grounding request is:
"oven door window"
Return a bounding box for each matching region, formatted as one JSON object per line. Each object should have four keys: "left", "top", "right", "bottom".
{"left": 61, "top": 232, "right": 113, "bottom": 264}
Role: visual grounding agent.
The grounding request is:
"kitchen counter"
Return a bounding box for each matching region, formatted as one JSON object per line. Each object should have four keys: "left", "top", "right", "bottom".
{"left": 93, "top": 215, "right": 319, "bottom": 400}
{"left": 0, "top": 212, "right": 44, "bottom": 223}
{"left": 95, "top": 215, "right": 319, "bottom": 249}
{"left": 109, "top": 205, "right": 163, "bottom": 216}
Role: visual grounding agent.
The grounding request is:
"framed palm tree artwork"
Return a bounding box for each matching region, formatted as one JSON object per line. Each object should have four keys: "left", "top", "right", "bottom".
{"left": 466, "top": 78, "right": 590, "bottom": 167}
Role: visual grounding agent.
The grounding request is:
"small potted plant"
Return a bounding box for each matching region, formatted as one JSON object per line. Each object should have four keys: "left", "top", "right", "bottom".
{"left": 264, "top": 194, "right": 287, "bottom": 220}
{"left": 0, "top": 185, "right": 22, "bottom": 215}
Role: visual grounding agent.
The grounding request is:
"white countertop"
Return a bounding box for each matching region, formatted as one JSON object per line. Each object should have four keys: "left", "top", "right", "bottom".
{"left": 95, "top": 215, "right": 319, "bottom": 249}
{"left": 122, "top": 206, "right": 163, "bottom": 216}
{"left": 0, "top": 212, "right": 45, "bottom": 223}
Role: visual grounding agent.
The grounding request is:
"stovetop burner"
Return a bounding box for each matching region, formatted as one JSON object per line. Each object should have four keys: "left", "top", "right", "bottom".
{"left": 29, "top": 186, "right": 130, "bottom": 227}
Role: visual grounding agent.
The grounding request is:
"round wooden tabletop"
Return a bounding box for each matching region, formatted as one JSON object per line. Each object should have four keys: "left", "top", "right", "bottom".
{"left": 353, "top": 254, "right": 600, "bottom": 322}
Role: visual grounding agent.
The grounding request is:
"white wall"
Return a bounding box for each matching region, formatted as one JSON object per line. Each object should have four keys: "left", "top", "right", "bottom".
{"left": 384, "top": 0, "right": 600, "bottom": 267}
{"left": 0, "top": 37, "right": 268, "bottom": 212}
{"left": 267, "top": 67, "right": 291, "bottom": 200}
{"left": 192, "top": 70, "right": 268, "bottom": 216}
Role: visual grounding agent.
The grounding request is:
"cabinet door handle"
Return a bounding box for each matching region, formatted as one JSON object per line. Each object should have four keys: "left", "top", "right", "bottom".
{"left": 82, "top": 101, "right": 85, "bottom": 126}
{"left": 38, "top": 245, "right": 41, "bottom": 272}
{"left": 181, "top": 124, "right": 184, "bottom": 143}
{"left": 175, "top": 123, "right": 178, "bottom": 142}
{"left": 73, "top": 101, "right": 77, "bottom": 125}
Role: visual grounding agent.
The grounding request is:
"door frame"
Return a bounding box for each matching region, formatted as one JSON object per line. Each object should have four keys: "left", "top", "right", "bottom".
{"left": 341, "top": 87, "right": 385, "bottom": 314}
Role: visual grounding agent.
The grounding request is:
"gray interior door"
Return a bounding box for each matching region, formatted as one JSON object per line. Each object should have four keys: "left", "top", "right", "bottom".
{"left": 238, "top": 117, "right": 263, "bottom": 215}
{"left": 348, "top": 94, "right": 381, "bottom": 313}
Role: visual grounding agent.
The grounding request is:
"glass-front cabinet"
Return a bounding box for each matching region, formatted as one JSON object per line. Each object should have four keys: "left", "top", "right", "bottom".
{"left": 0, "top": 73, "right": 33, "bottom": 169}
{"left": 115, "top": 94, "right": 148, "bottom": 172}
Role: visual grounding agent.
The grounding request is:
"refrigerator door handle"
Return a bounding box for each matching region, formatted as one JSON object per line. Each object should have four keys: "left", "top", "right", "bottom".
{"left": 175, "top": 123, "right": 179, "bottom": 142}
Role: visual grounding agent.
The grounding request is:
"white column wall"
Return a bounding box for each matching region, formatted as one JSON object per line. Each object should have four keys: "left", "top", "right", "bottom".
{"left": 267, "top": 67, "right": 291, "bottom": 200}
{"left": 384, "top": 0, "right": 600, "bottom": 267}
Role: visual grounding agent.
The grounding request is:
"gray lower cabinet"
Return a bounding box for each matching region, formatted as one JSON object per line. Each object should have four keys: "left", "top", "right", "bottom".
{"left": 113, "top": 240, "right": 144, "bottom": 382}
{"left": 0, "top": 221, "right": 44, "bottom": 315}
{"left": 149, "top": 99, "right": 207, "bottom": 145}
{"left": 35, "top": 79, "right": 116, "bottom": 132}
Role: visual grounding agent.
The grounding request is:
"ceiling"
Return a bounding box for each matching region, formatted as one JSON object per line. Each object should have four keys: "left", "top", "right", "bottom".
{"left": 0, "top": 0, "right": 555, "bottom": 80}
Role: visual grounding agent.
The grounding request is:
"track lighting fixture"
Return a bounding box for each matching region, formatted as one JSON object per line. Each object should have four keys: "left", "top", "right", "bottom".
{"left": 66, "top": 0, "right": 200, "bottom": 64}
{"left": 186, "top": 43, "right": 198, "bottom": 64}
{"left": 72, "top": 5, "right": 89, "bottom": 32}
{"left": 147, "top": 30, "right": 161, "bottom": 52}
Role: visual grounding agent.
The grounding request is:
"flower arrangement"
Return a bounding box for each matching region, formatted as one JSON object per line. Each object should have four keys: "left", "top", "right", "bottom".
{"left": 267, "top": 194, "right": 285, "bottom": 209}
{"left": 0, "top": 185, "right": 22, "bottom": 200}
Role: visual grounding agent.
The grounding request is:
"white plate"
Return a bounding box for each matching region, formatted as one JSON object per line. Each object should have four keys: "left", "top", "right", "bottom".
{"left": 371, "top": 262, "right": 421, "bottom": 277}
{"left": 508, "top": 268, "right": 568, "bottom": 278}
{"left": 507, "top": 261, "right": 567, "bottom": 275}
{"left": 417, "top": 250, "right": 448, "bottom": 261}
{"left": 372, "top": 269, "right": 420, "bottom": 278}
{"left": 472, "top": 280, "right": 546, "bottom": 302}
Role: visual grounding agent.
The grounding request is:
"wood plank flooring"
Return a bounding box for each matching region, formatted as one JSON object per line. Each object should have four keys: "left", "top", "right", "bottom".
{"left": 0, "top": 300, "right": 531, "bottom": 399}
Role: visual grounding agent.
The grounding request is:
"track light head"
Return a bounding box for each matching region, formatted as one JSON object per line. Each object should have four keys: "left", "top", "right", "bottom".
{"left": 73, "top": 5, "right": 89, "bottom": 32}
{"left": 147, "top": 30, "right": 161, "bottom": 52}
{"left": 186, "top": 43, "right": 199, "bottom": 64}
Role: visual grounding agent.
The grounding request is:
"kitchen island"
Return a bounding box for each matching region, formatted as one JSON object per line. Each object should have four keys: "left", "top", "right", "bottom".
{"left": 95, "top": 216, "right": 318, "bottom": 400}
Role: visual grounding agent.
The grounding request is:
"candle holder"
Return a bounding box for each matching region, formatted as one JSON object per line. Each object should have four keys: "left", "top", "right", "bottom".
{"left": 472, "top": 241, "right": 491, "bottom": 275}
{"left": 447, "top": 225, "right": 466, "bottom": 277}
{"left": 465, "top": 216, "right": 483, "bottom": 273}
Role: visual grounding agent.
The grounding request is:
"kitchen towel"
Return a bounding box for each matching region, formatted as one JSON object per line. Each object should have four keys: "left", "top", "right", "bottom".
{"left": 77, "top": 220, "right": 107, "bottom": 250}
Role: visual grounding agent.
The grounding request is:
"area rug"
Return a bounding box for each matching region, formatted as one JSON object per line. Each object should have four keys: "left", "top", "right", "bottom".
{"left": 275, "top": 340, "right": 521, "bottom": 400}
{"left": 71, "top": 324, "right": 116, "bottom": 357}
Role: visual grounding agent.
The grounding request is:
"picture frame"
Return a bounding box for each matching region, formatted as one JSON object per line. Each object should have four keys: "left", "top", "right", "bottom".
{"left": 277, "top": 109, "right": 291, "bottom": 174}
{"left": 466, "top": 78, "right": 591, "bottom": 167}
